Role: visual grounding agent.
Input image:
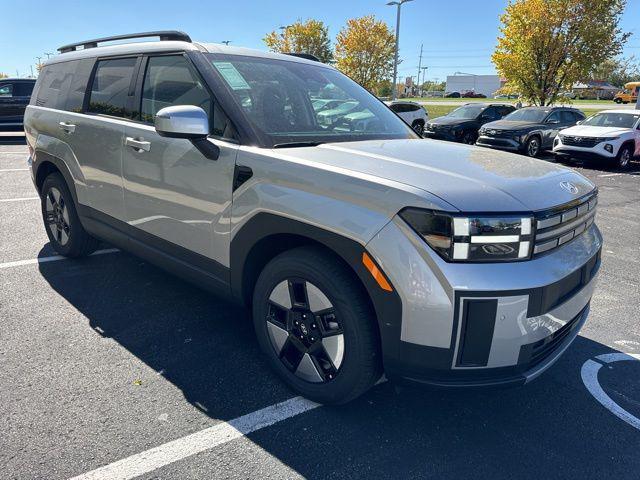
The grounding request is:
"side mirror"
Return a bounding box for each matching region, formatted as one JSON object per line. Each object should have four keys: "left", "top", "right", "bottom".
{"left": 576, "top": 120, "right": 583, "bottom": 125}
{"left": 155, "top": 105, "right": 219, "bottom": 160}
{"left": 155, "top": 105, "right": 209, "bottom": 138}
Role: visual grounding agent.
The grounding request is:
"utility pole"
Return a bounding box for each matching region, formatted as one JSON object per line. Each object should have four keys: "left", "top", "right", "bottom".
{"left": 30, "top": 65, "right": 34, "bottom": 78}
{"left": 387, "top": 0, "right": 414, "bottom": 100}
{"left": 421, "top": 66, "right": 428, "bottom": 95}
{"left": 44, "top": 52, "right": 53, "bottom": 59}
{"left": 416, "top": 44, "right": 423, "bottom": 97}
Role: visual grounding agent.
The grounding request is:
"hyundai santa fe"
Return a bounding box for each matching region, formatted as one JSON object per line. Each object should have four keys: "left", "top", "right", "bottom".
{"left": 25, "top": 31, "right": 602, "bottom": 404}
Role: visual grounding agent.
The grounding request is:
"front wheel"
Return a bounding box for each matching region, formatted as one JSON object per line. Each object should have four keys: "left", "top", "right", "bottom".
{"left": 411, "top": 120, "right": 424, "bottom": 136}
{"left": 252, "top": 246, "right": 381, "bottom": 404}
{"left": 462, "top": 131, "right": 476, "bottom": 145}
{"left": 524, "top": 136, "right": 541, "bottom": 157}
{"left": 614, "top": 144, "right": 633, "bottom": 170}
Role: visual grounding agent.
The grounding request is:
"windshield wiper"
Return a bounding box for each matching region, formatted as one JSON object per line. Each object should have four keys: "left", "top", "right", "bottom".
{"left": 272, "top": 141, "right": 325, "bottom": 148}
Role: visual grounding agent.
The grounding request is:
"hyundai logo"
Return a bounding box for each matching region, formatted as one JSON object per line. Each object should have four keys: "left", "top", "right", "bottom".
{"left": 482, "top": 244, "right": 515, "bottom": 255}
{"left": 488, "top": 129, "right": 496, "bottom": 135}
{"left": 560, "top": 181, "right": 579, "bottom": 194}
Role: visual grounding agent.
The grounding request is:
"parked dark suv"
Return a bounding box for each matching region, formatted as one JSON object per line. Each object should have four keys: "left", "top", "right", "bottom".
{"left": 0, "top": 78, "right": 36, "bottom": 128}
{"left": 423, "top": 103, "right": 515, "bottom": 144}
{"left": 476, "top": 106, "right": 585, "bottom": 157}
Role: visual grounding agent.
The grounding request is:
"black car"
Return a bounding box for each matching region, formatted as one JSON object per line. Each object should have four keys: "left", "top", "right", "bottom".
{"left": 476, "top": 106, "right": 585, "bottom": 157}
{"left": 423, "top": 103, "right": 515, "bottom": 144}
{"left": 0, "top": 78, "right": 36, "bottom": 128}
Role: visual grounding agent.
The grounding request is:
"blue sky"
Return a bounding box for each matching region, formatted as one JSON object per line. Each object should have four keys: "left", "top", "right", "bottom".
{"left": 2, "top": 0, "right": 639, "bottom": 80}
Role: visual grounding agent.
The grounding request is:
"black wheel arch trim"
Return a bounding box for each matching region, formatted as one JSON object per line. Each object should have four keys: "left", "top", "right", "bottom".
{"left": 230, "top": 212, "right": 404, "bottom": 363}
{"left": 33, "top": 150, "right": 79, "bottom": 204}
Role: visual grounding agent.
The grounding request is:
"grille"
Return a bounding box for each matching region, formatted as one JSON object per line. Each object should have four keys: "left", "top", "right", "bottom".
{"left": 478, "top": 138, "right": 513, "bottom": 147}
{"left": 533, "top": 193, "right": 597, "bottom": 256}
{"left": 483, "top": 129, "right": 513, "bottom": 138}
{"left": 559, "top": 135, "right": 602, "bottom": 148}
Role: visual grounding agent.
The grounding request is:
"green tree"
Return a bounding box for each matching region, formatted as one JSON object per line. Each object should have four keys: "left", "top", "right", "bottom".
{"left": 493, "top": 0, "right": 630, "bottom": 105}
{"left": 264, "top": 19, "right": 333, "bottom": 63}
{"left": 334, "top": 15, "right": 395, "bottom": 92}
{"left": 593, "top": 56, "right": 640, "bottom": 87}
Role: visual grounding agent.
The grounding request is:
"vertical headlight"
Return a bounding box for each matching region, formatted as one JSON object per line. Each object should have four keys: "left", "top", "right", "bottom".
{"left": 399, "top": 209, "right": 533, "bottom": 262}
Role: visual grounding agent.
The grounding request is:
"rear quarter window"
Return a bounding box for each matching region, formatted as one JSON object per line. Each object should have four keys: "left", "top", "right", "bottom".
{"left": 64, "top": 59, "right": 94, "bottom": 112}
{"left": 34, "top": 62, "right": 74, "bottom": 109}
{"left": 15, "top": 82, "right": 35, "bottom": 97}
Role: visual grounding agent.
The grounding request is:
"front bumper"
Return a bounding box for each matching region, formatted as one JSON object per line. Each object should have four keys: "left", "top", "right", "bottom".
{"left": 366, "top": 216, "right": 602, "bottom": 387}
{"left": 476, "top": 135, "right": 522, "bottom": 152}
{"left": 423, "top": 129, "right": 459, "bottom": 142}
{"left": 553, "top": 139, "right": 619, "bottom": 161}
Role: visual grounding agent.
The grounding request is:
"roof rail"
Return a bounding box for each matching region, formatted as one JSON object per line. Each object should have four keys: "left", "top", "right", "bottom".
{"left": 57, "top": 30, "right": 192, "bottom": 53}
{"left": 284, "top": 52, "right": 321, "bottom": 62}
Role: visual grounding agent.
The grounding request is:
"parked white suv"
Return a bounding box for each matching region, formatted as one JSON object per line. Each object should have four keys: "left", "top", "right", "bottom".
{"left": 553, "top": 109, "right": 640, "bottom": 169}
{"left": 388, "top": 101, "right": 429, "bottom": 135}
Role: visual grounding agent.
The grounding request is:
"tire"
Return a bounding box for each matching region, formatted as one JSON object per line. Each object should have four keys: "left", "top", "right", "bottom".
{"left": 411, "top": 120, "right": 424, "bottom": 136}
{"left": 40, "top": 172, "right": 99, "bottom": 257}
{"left": 614, "top": 144, "right": 633, "bottom": 170}
{"left": 252, "top": 246, "right": 381, "bottom": 404}
{"left": 524, "top": 136, "right": 541, "bottom": 158}
{"left": 462, "top": 131, "right": 476, "bottom": 145}
{"left": 614, "top": 98, "right": 622, "bottom": 104}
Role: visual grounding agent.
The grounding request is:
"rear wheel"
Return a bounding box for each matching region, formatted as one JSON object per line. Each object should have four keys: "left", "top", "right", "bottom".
{"left": 614, "top": 97, "right": 623, "bottom": 104}
{"left": 252, "top": 246, "right": 381, "bottom": 404}
{"left": 40, "top": 173, "right": 99, "bottom": 257}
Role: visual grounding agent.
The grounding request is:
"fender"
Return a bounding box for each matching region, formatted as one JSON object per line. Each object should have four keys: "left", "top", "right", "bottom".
{"left": 230, "top": 212, "right": 403, "bottom": 351}
{"left": 33, "top": 150, "right": 79, "bottom": 204}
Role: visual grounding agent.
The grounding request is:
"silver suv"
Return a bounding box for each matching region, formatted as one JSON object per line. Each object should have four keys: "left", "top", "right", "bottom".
{"left": 25, "top": 32, "right": 602, "bottom": 404}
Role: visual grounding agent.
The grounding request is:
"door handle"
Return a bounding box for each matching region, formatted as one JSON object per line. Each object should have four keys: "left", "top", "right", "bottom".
{"left": 58, "top": 121, "right": 76, "bottom": 133}
{"left": 125, "top": 137, "right": 151, "bottom": 152}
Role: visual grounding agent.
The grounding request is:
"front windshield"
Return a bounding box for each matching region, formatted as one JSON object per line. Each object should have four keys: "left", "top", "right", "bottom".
{"left": 582, "top": 112, "right": 640, "bottom": 128}
{"left": 206, "top": 54, "right": 416, "bottom": 147}
{"left": 446, "top": 105, "right": 485, "bottom": 119}
{"left": 503, "top": 108, "right": 548, "bottom": 123}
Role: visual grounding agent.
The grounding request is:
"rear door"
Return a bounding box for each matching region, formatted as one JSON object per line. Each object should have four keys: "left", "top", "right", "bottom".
{"left": 543, "top": 111, "right": 562, "bottom": 148}
{"left": 122, "top": 53, "right": 238, "bottom": 267}
{"left": 67, "top": 56, "right": 138, "bottom": 220}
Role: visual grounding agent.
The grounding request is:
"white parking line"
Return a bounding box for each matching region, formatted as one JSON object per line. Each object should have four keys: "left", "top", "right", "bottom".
{"left": 0, "top": 248, "right": 119, "bottom": 269}
{"left": 581, "top": 352, "right": 640, "bottom": 431}
{"left": 0, "top": 168, "right": 29, "bottom": 172}
{"left": 0, "top": 196, "right": 39, "bottom": 203}
{"left": 69, "top": 396, "right": 321, "bottom": 480}
{"left": 598, "top": 173, "right": 624, "bottom": 178}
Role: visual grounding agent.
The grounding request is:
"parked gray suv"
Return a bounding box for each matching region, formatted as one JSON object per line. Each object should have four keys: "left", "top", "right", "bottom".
{"left": 25, "top": 32, "right": 602, "bottom": 404}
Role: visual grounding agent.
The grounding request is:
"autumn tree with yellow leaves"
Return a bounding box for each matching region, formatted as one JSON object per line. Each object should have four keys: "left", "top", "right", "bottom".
{"left": 264, "top": 19, "right": 333, "bottom": 63}
{"left": 493, "top": 0, "right": 630, "bottom": 105}
{"left": 334, "top": 15, "right": 395, "bottom": 92}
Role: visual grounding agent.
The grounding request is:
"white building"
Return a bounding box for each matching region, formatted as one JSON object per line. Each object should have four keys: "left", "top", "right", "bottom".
{"left": 446, "top": 74, "right": 501, "bottom": 98}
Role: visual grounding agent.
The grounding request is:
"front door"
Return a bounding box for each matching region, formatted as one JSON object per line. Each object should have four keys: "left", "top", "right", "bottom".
{"left": 122, "top": 54, "right": 237, "bottom": 267}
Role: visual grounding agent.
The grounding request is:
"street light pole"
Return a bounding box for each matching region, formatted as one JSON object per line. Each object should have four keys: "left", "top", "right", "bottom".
{"left": 387, "top": 0, "right": 413, "bottom": 100}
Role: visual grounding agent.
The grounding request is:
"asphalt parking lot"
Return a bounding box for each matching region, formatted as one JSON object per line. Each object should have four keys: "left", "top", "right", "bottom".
{"left": 1, "top": 134, "right": 640, "bottom": 480}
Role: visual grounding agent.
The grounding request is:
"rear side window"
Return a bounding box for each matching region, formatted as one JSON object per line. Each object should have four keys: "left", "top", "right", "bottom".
{"left": 0, "top": 84, "right": 13, "bottom": 97}
{"left": 88, "top": 57, "right": 137, "bottom": 118}
{"left": 561, "top": 111, "right": 579, "bottom": 123}
{"left": 15, "top": 82, "right": 34, "bottom": 96}
{"left": 497, "top": 106, "right": 514, "bottom": 117}
{"left": 65, "top": 59, "right": 94, "bottom": 112}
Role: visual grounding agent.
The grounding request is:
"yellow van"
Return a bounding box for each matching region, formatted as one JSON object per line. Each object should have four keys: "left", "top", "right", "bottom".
{"left": 613, "top": 81, "right": 640, "bottom": 104}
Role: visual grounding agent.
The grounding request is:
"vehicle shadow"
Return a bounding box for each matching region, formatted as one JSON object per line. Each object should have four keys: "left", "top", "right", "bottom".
{"left": 37, "top": 249, "right": 640, "bottom": 479}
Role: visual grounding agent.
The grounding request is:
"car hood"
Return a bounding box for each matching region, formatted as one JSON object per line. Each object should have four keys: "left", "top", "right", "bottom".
{"left": 277, "top": 139, "right": 595, "bottom": 212}
{"left": 559, "top": 125, "right": 630, "bottom": 137}
{"left": 483, "top": 120, "right": 543, "bottom": 131}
